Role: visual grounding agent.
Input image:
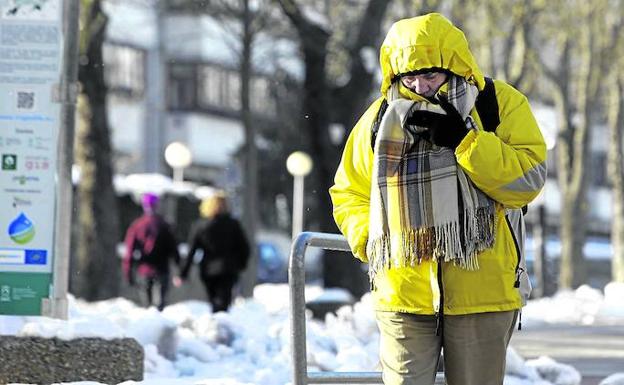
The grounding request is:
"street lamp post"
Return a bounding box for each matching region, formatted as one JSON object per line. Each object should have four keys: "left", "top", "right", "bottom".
{"left": 286, "top": 151, "right": 313, "bottom": 239}
{"left": 164, "top": 142, "right": 192, "bottom": 183}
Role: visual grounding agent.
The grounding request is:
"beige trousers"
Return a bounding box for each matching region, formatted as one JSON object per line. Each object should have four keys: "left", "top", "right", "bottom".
{"left": 375, "top": 310, "right": 518, "bottom": 385}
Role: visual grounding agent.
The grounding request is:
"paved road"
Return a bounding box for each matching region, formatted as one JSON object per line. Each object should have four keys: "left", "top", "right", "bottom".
{"left": 510, "top": 323, "right": 624, "bottom": 385}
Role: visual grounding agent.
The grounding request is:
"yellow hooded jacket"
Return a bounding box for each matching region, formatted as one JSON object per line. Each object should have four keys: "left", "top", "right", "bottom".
{"left": 329, "top": 13, "right": 547, "bottom": 315}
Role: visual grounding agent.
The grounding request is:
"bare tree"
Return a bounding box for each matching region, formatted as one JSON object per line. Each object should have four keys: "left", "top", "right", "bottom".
{"left": 440, "top": 0, "right": 539, "bottom": 93}
{"left": 331, "top": 0, "right": 400, "bottom": 131}
{"left": 74, "top": 0, "right": 120, "bottom": 300}
{"left": 483, "top": 0, "right": 537, "bottom": 88}
{"left": 607, "top": 75, "right": 624, "bottom": 282}
{"left": 606, "top": 8, "right": 624, "bottom": 282}
{"left": 276, "top": 0, "right": 391, "bottom": 297}
{"left": 534, "top": 0, "right": 614, "bottom": 288}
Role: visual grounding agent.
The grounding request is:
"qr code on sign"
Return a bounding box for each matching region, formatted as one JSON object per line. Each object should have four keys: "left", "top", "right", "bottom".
{"left": 17, "top": 91, "right": 35, "bottom": 110}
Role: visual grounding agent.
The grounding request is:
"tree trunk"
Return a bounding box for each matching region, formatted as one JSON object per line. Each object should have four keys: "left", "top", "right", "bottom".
{"left": 74, "top": 0, "right": 120, "bottom": 300}
{"left": 558, "top": 98, "right": 590, "bottom": 289}
{"left": 558, "top": 191, "right": 588, "bottom": 288}
{"left": 239, "top": 0, "right": 258, "bottom": 297}
{"left": 562, "top": 9, "right": 600, "bottom": 289}
{"left": 273, "top": 5, "right": 332, "bottom": 214}
{"left": 325, "top": 0, "right": 391, "bottom": 298}
{"left": 542, "top": 32, "right": 591, "bottom": 290}
{"left": 277, "top": 0, "right": 386, "bottom": 298}
{"left": 608, "top": 77, "right": 624, "bottom": 282}
{"left": 542, "top": 2, "right": 618, "bottom": 289}
{"left": 603, "top": 4, "right": 624, "bottom": 283}
{"left": 331, "top": 0, "right": 391, "bottom": 131}
{"left": 555, "top": 95, "right": 590, "bottom": 288}
{"left": 297, "top": 23, "right": 356, "bottom": 292}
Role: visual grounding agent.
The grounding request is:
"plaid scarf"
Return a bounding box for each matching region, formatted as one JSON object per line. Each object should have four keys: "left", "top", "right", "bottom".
{"left": 367, "top": 76, "right": 496, "bottom": 282}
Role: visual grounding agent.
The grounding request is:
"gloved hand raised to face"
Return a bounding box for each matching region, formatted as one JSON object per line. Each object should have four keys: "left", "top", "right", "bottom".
{"left": 405, "top": 97, "right": 470, "bottom": 149}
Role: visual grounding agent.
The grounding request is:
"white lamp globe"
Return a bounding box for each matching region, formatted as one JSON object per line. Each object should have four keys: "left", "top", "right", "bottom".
{"left": 164, "top": 142, "right": 192, "bottom": 169}
{"left": 286, "top": 151, "right": 313, "bottom": 177}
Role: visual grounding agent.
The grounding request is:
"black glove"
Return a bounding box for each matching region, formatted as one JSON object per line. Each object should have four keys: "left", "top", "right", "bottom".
{"left": 406, "top": 97, "right": 469, "bottom": 149}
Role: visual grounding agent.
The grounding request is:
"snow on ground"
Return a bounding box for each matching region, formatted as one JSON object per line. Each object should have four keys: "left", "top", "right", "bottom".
{"left": 523, "top": 282, "right": 624, "bottom": 325}
{"left": 2, "top": 283, "right": 624, "bottom": 385}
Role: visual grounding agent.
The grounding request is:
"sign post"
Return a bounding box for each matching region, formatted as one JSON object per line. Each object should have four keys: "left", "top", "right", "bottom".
{"left": 0, "top": 0, "right": 78, "bottom": 318}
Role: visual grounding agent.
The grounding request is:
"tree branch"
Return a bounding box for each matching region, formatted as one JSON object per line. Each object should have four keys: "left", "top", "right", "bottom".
{"left": 511, "top": 7, "right": 535, "bottom": 87}
{"left": 350, "top": 0, "right": 388, "bottom": 57}
{"left": 335, "top": 0, "right": 390, "bottom": 93}
{"left": 275, "top": 0, "right": 306, "bottom": 30}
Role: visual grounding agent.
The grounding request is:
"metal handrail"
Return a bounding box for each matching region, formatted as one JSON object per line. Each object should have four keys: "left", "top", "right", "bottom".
{"left": 288, "top": 231, "right": 444, "bottom": 385}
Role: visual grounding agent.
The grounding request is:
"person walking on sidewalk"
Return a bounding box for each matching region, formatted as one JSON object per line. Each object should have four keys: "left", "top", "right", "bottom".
{"left": 180, "top": 192, "right": 250, "bottom": 312}
{"left": 123, "top": 193, "right": 181, "bottom": 311}
{"left": 330, "top": 13, "right": 547, "bottom": 385}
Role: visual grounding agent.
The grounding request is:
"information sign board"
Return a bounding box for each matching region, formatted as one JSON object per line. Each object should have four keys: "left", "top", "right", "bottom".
{"left": 0, "top": 0, "right": 63, "bottom": 316}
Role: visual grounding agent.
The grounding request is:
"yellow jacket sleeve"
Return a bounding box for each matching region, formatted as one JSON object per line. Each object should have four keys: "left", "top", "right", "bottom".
{"left": 455, "top": 81, "right": 547, "bottom": 208}
{"left": 329, "top": 98, "right": 383, "bottom": 262}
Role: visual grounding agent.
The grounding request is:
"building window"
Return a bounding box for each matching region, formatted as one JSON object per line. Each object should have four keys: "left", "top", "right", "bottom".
{"left": 174, "top": 62, "right": 277, "bottom": 118}
{"left": 103, "top": 43, "right": 145, "bottom": 97}
{"left": 198, "top": 65, "right": 218, "bottom": 108}
{"left": 226, "top": 70, "right": 241, "bottom": 111}
{"left": 169, "top": 63, "right": 197, "bottom": 110}
{"left": 198, "top": 65, "right": 241, "bottom": 111}
{"left": 250, "top": 77, "right": 276, "bottom": 116}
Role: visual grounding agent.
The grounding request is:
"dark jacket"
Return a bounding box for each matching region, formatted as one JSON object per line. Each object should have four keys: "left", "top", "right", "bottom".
{"left": 181, "top": 213, "right": 250, "bottom": 278}
{"left": 123, "top": 213, "right": 180, "bottom": 280}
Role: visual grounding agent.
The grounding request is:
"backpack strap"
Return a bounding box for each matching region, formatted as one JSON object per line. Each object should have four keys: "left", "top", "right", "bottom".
{"left": 475, "top": 78, "right": 528, "bottom": 214}
{"left": 475, "top": 77, "right": 500, "bottom": 133}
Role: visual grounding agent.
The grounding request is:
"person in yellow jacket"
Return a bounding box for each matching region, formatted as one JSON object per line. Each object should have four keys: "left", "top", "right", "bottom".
{"left": 329, "top": 13, "right": 547, "bottom": 385}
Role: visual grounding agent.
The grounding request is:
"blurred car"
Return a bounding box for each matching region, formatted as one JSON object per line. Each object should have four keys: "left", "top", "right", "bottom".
{"left": 256, "top": 229, "right": 323, "bottom": 284}
{"left": 256, "top": 239, "right": 287, "bottom": 283}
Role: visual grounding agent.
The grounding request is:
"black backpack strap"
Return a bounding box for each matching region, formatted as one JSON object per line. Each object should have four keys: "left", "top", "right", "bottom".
{"left": 475, "top": 77, "right": 500, "bottom": 132}
{"left": 370, "top": 99, "right": 388, "bottom": 150}
{"left": 475, "top": 77, "right": 528, "bottom": 214}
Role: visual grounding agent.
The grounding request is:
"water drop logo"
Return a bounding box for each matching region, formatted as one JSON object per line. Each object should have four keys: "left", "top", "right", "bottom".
{"left": 2, "top": 154, "right": 17, "bottom": 170}
{"left": 8, "top": 212, "right": 35, "bottom": 244}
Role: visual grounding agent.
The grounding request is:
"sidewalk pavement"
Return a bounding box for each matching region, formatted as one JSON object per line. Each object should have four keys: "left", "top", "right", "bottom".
{"left": 510, "top": 323, "right": 624, "bottom": 385}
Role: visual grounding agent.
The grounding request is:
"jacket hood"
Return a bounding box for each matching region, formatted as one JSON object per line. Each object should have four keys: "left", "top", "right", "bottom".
{"left": 379, "top": 13, "right": 485, "bottom": 99}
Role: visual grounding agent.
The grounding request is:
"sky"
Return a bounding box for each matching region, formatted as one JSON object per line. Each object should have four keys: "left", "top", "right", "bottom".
{"left": 2, "top": 283, "right": 624, "bottom": 385}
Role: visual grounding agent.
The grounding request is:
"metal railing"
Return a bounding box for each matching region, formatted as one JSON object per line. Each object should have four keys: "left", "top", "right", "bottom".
{"left": 288, "top": 231, "right": 444, "bottom": 385}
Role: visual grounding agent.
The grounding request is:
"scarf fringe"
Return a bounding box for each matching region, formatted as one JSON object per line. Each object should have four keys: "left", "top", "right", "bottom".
{"left": 368, "top": 76, "right": 495, "bottom": 286}
{"left": 367, "top": 206, "right": 496, "bottom": 282}
{"left": 463, "top": 205, "right": 496, "bottom": 260}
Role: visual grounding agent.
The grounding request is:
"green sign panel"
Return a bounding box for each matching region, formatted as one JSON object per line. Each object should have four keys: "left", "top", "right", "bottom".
{"left": 0, "top": 272, "right": 51, "bottom": 315}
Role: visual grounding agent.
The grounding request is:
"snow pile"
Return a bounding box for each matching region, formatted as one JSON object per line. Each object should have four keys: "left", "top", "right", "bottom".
{"left": 525, "top": 357, "right": 582, "bottom": 385}
{"left": 600, "top": 373, "right": 624, "bottom": 385}
{"left": 491, "top": 348, "right": 584, "bottom": 385}
{"left": 523, "top": 283, "right": 624, "bottom": 325}
{"left": 0, "top": 283, "right": 595, "bottom": 385}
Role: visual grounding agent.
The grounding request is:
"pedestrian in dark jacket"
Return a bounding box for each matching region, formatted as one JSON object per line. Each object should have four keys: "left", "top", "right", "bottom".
{"left": 123, "top": 193, "right": 181, "bottom": 311}
{"left": 181, "top": 192, "right": 250, "bottom": 312}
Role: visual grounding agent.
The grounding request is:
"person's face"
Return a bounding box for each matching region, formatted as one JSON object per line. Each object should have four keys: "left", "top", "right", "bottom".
{"left": 401, "top": 72, "right": 448, "bottom": 97}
